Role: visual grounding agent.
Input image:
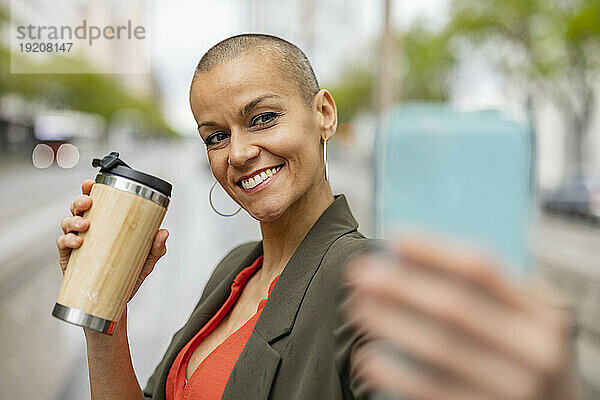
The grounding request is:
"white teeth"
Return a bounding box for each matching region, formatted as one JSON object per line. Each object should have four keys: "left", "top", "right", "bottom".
{"left": 241, "top": 165, "right": 283, "bottom": 190}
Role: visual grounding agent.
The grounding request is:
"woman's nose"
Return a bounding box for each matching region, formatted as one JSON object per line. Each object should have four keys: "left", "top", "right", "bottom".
{"left": 227, "top": 130, "right": 260, "bottom": 166}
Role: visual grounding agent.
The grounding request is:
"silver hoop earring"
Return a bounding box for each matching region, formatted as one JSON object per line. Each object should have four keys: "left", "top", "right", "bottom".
{"left": 209, "top": 180, "right": 242, "bottom": 217}
{"left": 323, "top": 139, "right": 329, "bottom": 181}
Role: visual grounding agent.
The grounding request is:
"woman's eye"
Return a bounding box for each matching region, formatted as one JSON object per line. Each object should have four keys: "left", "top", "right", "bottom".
{"left": 205, "top": 131, "right": 229, "bottom": 146}
{"left": 251, "top": 112, "right": 278, "bottom": 127}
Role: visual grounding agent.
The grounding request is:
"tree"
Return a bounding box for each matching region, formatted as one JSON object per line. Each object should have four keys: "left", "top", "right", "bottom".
{"left": 329, "top": 67, "right": 374, "bottom": 124}
{"left": 396, "top": 24, "right": 456, "bottom": 102}
{"left": 329, "top": 24, "right": 456, "bottom": 124}
{"left": 447, "top": 0, "right": 600, "bottom": 178}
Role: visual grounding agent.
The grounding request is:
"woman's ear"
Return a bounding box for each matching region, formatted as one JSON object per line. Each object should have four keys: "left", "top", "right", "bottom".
{"left": 314, "top": 89, "right": 338, "bottom": 141}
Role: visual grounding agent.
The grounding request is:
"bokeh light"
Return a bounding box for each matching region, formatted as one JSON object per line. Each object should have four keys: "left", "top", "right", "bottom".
{"left": 31, "top": 143, "right": 54, "bottom": 168}
{"left": 56, "top": 143, "right": 80, "bottom": 168}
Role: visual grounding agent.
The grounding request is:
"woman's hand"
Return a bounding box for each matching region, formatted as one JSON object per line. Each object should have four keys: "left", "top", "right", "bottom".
{"left": 343, "top": 232, "right": 583, "bottom": 400}
{"left": 57, "top": 179, "right": 169, "bottom": 302}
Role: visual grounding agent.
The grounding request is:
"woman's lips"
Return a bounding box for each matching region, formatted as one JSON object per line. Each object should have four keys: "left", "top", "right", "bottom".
{"left": 238, "top": 164, "right": 284, "bottom": 194}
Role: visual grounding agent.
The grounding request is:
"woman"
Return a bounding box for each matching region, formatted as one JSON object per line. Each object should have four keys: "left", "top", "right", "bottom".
{"left": 58, "top": 33, "right": 375, "bottom": 400}
{"left": 57, "top": 34, "right": 582, "bottom": 400}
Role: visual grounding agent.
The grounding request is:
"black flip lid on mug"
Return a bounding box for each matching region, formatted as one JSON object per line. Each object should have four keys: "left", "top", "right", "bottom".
{"left": 92, "top": 152, "right": 172, "bottom": 197}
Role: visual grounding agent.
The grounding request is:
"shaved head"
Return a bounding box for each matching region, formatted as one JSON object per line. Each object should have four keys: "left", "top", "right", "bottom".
{"left": 192, "top": 33, "right": 320, "bottom": 107}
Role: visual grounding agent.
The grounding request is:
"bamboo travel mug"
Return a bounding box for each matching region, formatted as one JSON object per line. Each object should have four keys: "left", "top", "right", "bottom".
{"left": 52, "top": 152, "right": 172, "bottom": 335}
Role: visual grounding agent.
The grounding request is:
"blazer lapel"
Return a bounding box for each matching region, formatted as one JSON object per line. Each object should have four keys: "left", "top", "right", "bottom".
{"left": 220, "top": 330, "right": 281, "bottom": 400}
{"left": 222, "top": 194, "right": 359, "bottom": 400}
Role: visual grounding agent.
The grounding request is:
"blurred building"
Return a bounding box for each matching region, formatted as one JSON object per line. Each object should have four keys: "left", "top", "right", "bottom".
{"left": 8, "top": 0, "right": 158, "bottom": 100}
{"left": 77, "top": 0, "right": 157, "bottom": 99}
{"left": 235, "top": 0, "right": 376, "bottom": 87}
{"left": 535, "top": 91, "right": 600, "bottom": 190}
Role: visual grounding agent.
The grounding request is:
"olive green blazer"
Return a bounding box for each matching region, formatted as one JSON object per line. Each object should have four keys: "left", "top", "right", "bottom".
{"left": 143, "top": 194, "right": 381, "bottom": 399}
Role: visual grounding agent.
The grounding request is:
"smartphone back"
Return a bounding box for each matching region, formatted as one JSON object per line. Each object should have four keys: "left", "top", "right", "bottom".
{"left": 374, "top": 103, "right": 535, "bottom": 278}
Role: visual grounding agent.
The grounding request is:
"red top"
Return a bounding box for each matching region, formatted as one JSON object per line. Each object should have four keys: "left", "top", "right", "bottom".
{"left": 165, "top": 255, "right": 279, "bottom": 400}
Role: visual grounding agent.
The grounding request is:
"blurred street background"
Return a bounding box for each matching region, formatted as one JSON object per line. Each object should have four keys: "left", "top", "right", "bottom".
{"left": 1, "top": 0, "right": 599, "bottom": 399}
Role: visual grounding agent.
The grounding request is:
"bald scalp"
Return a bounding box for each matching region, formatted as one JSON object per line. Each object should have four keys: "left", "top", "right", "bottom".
{"left": 192, "top": 33, "right": 320, "bottom": 107}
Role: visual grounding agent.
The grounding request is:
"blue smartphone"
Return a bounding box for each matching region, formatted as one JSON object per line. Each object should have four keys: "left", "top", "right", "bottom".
{"left": 373, "top": 102, "right": 535, "bottom": 279}
{"left": 366, "top": 103, "right": 536, "bottom": 400}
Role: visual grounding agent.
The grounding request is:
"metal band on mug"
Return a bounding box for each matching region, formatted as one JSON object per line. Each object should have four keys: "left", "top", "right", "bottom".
{"left": 95, "top": 173, "right": 170, "bottom": 209}
{"left": 52, "top": 303, "right": 117, "bottom": 334}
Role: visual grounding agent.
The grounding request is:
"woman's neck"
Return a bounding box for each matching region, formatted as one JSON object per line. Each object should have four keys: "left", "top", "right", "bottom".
{"left": 258, "top": 181, "right": 334, "bottom": 281}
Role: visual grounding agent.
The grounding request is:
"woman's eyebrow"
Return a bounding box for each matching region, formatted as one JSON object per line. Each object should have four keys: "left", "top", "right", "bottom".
{"left": 240, "top": 94, "right": 281, "bottom": 116}
{"left": 198, "top": 121, "right": 217, "bottom": 130}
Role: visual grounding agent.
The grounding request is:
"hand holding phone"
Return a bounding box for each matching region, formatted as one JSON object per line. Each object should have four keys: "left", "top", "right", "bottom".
{"left": 342, "top": 104, "right": 582, "bottom": 399}
{"left": 343, "top": 234, "right": 580, "bottom": 400}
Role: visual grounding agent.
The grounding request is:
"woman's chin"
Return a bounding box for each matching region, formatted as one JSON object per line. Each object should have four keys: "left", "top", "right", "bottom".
{"left": 247, "top": 203, "right": 286, "bottom": 222}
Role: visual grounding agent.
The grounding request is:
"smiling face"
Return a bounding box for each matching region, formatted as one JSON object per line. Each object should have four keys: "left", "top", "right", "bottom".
{"left": 190, "top": 50, "right": 336, "bottom": 222}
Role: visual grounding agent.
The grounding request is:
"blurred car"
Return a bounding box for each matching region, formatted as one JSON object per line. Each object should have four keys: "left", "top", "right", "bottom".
{"left": 542, "top": 177, "right": 600, "bottom": 223}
